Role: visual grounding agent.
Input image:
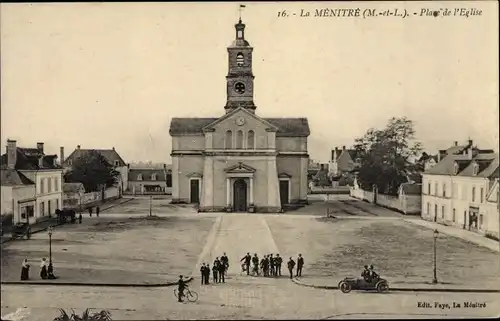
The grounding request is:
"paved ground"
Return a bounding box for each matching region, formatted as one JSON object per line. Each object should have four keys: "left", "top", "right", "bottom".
{"left": 1, "top": 284, "right": 498, "bottom": 320}
{"left": 2, "top": 196, "right": 499, "bottom": 320}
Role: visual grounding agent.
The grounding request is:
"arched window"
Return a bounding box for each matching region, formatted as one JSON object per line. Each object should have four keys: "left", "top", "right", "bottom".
{"left": 225, "top": 130, "right": 233, "bottom": 149}
{"left": 152, "top": 173, "right": 157, "bottom": 181}
{"left": 247, "top": 130, "right": 255, "bottom": 149}
{"left": 137, "top": 174, "right": 143, "bottom": 181}
{"left": 236, "top": 130, "right": 243, "bottom": 149}
{"left": 236, "top": 53, "right": 244, "bottom": 66}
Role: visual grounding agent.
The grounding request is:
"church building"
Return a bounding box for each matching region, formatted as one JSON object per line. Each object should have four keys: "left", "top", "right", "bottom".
{"left": 169, "top": 19, "right": 310, "bottom": 212}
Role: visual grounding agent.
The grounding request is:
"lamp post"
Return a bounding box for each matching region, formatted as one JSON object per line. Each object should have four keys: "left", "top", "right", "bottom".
{"left": 149, "top": 195, "right": 152, "bottom": 217}
{"left": 48, "top": 226, "right": 53, "bottom": 264}
{"left": 432, "top": 229, "right": 438, "bottom": 284}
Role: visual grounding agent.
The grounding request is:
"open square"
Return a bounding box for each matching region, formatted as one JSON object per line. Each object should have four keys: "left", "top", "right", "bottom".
{"left": 1, "top": 214, "right": 215, "bottom": 284}
{"left": 265, "top": 215, "right": 500, "bottom": 289}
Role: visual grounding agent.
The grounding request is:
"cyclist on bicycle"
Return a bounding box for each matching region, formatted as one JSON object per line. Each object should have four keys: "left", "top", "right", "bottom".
{"left": 177, "top": 275, "right": 186, "bottom": 302}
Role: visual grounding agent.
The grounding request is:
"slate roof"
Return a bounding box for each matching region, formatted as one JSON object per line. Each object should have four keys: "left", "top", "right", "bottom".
{"left": 0, "top": 149, "right": 60, "bottom": 171}
{"left": 129, "top": 169, "right": 167, "bottom": 181}
{"left": 0, "top": 169, "right": 35, "bottom": 186}
{"left": 64, "top": 148, "right": 126, "bottom": 167}
{"left": 63, "top": 182, "right": 85, "bottom": 193}
{"left": 424, "top": 153, "right": 499, "bottom": 177}
{"left": 400, "top": 183, "right": 422, "bottom": 195}
{"left": 169, "top": 117, "right": 310, "bottom": 137}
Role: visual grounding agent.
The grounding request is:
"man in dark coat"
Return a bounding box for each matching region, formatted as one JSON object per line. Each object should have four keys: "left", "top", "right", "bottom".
{"left": 88, "top": 207, "right": 92, "bottom": 217}
{"left": 275, "top": 254, "right": 283, "bottom": 276}
{"left": 96, "top": 206, "right": 100, "bottom": 217}
{"left": 200, "top": 263, "right": 206, "bottom": 285}
{"left": 78, "top": 213, "right": 82, "bottom": 224}
{"left": 205, "top": 264, "right": 211, "bottom": 285}
{"left": 218, "top": 259, "right": 226, "bottom": 283}
{"left": 251, "top": 253, "right": 259, "bottom": 276}
{"left": 296, "top": 254, "right": 304, "bottom": 277}
{"left": 212, "top": 259, "right": 219, "bottom": 283}
{"left": 287, "top": 257, "right": 295, "bottom": 279}
{"left": 240, "top": 252, "right": 251, "bottom": 275}
{"left": 220, "top": 252, "right": 229, "bottom": 276}
{"left": 263, "top": 255, "right": 269, "bottom": 277}
{"left": 269, "top": 254, "right": 275, "bottom": 276}
{"left": 177, "top": 275, "right": 186, "bottom": 302}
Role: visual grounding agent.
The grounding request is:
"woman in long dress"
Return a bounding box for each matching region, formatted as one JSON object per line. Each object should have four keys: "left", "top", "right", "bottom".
{"left": 40, "top": 258, "right": 48, "bottom": 279}
{"left": 20, "top": 259, "right": 30, "bottom": 280}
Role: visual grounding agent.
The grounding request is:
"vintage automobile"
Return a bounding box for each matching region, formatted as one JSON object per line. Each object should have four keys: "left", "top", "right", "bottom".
{"left": 11, "top": 222, "right": 31, "bottom": 240}
{"left": 338, "top": 276, "right": 389, "bottom": 293}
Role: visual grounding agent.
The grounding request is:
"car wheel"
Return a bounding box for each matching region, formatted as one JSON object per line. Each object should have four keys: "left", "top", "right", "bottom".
{"left": 376, "top": 282, "right": 389, "bottom": 293}
{"left": 339, "top": 281, "right": 351, "bottom": 293}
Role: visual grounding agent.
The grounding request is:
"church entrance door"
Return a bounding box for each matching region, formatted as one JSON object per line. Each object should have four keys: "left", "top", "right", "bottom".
{"left": 279, "top": 180, "right": 289, "bottom": 206}
{"left": 233, "top": 179, "right": 247, "bottom": 212}
{"left": 190, "top": 179, "right": 200, "bottom": 204}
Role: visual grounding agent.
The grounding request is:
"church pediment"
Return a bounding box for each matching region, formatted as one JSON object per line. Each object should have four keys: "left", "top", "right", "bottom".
{"left": 278, "top": 172, "right": 292, "bottom": 178}
{"left": 186, "top": 172, "right": 203, "bottom": 178}
{"left": 224, "top": 162, "right": 256, "bottom": 173}
{"left": 202, "top": 107, "right": 278, "bottom": 133}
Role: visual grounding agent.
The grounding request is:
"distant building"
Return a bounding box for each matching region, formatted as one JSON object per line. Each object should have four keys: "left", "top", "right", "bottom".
{"left": 128, "top": 164, "right": 172, "bottom": 195}
{"left": 62, "top": 182, "right": 85, "bottom": 210}
{"left": 328, "top": 146, "right": 358, "bottom": 186}
{"left": 422, "top": 139, "right": 498, "bottom": 238}
{"left": 417, "top": 152, "right": 438, "bottom": 171}
{"left": 0, "top": 140, "right": 63, "bottom": 223}
{"left": 62, "top": 145, "right": 128, "bottom": 193}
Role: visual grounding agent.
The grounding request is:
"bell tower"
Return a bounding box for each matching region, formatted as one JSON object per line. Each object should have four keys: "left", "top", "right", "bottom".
{"left": 224, "top": 19, "right": 256, "bottom": 114}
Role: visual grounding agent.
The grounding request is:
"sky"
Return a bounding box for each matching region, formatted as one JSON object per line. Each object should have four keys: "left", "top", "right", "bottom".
{"left": 1, "top": 2, "right": 498, "bottom": 163}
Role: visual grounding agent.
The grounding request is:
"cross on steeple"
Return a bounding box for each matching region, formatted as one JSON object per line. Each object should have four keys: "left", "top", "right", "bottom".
{"left": 239, "top": 4, "right": 246, "bottom": 21}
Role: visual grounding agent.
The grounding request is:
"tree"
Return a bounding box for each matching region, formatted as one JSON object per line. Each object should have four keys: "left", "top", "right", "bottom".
{"left": 353, "top": 117, "right": 422, "bottom": 195}
{"left": 313, "top": 168, "right": 331, "bottom": 187}
{"left": 64, "top": 150, "right": 120, "bottom": 192}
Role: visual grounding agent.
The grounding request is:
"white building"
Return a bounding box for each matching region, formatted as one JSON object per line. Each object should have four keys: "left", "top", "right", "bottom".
{"left": 1, "top": 140, "right": 63, "bottom": 223}
{"left": 422, "top": 142, "right": 499, "bottom": 238}
{"left": 479, "top": 179, "right": 499, "bottom": 239}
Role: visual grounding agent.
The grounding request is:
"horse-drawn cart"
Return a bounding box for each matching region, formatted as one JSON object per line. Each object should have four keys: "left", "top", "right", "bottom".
{"left": 11, "top": 222, "right": 31, "bottom": 240}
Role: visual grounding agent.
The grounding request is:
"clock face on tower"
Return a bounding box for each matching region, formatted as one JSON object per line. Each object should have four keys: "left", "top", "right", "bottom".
{"left": 234, "top": 82, "right": 246, "bottom": 94}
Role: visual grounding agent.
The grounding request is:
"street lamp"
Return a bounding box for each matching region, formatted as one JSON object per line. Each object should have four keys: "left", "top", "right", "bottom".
{"left": 48, "top": 226, "right": 53, "bottom": 264}
{"left": 149, "top": 195, "right": 152, "bottom": 217}
{"left": 432, "top": 229, "right": 439, "bottom": 284}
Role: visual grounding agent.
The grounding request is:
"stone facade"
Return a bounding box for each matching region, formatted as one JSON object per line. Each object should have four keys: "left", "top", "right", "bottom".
{"left": 169, "top": 19, "right": 310, "bottom": 213}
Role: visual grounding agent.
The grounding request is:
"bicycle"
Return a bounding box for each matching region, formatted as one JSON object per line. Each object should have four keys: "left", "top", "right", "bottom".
{"left": 174, "top": 287, "right": 198, "bottom": 303}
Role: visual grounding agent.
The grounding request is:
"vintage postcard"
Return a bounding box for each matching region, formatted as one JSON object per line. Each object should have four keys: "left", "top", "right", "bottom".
{"left": 0, "top": 1, "right": 498, "bottom": 320}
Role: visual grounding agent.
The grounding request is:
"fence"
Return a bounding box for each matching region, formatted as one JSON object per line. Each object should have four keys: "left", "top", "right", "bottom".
{"left": 350, "top": 187, "right": 421, "bottom": 215}
{"left": 64, "top": 187, "right": 121, "bottom": 210}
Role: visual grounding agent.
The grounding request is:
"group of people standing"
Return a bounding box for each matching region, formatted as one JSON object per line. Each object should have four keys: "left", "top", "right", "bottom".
{"left": 240, "top": 252, "right": 305, "bottom": 279}
{"left": 200, "top": 252, "right": 229, "bottom": 285}
{"left": 20, "top": 257, "right": 57, "bottom": 281}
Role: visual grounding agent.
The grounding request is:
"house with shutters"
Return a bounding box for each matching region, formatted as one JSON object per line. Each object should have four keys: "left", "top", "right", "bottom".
{"left": 169, "top": 18, "right": 310, "bottom": 212}
{"left": 1, "top": 140, "right": 63, "bottom": 223}
{"left": 128, "top": 164, "right": 172, "bottom": 195}
{"left": 421, "top": 140, "right": 498, "bottom": 238}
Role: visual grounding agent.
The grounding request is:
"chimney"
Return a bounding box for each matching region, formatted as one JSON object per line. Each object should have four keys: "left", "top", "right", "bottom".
{"left": 127, "top": 163, "right": 130, "bottom": 169}
{"left": 6, "top": 139, "right": 17, "bottom": 169}
{"left": 468, "top": 139, "right": 473, "bottom": 147}
{"left": 331, "top": 149, "right": 335, "bottom": 161}
{"left": 112, "top": 147, "right": 115, "bottom": 151}
{"left": 454, "top": 141, "right": 458, "bottom": 146}
{"left": 437, "top": 153, "right": 441, "bottom": 162}
{"left": 60, "top": 147, "right": 65, "bottom": 165}
{"left": 77, "top": 145, "right": 81, "bottom": 149}
{"left": 37, "top": 142, "right": 44, "bottom": 154}
{"left": 342, "top": 146, "right": 346, "bottom": 151}
{"left": 468, "top": 147, "right": 473, "bottom": 160}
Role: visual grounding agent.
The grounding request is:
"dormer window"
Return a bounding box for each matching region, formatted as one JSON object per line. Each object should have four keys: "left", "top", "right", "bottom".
{"left": 472, "top": 162, "right": 479, "bottom": 176}
{"left": 137, "top": 174, "right": 143, "bottom": 181}
{"left": 152, "top": 173, "right": 157, "bottom": 181}
{"left": 236, "top": 53, "right": 244, "bottom": 66}
{"left": 453, "top": 162, "right": 459, "bottom": 175}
